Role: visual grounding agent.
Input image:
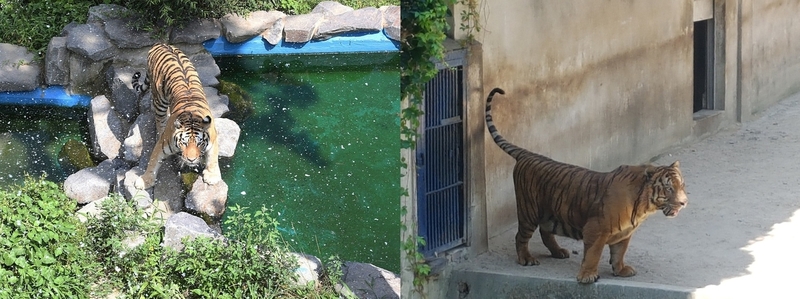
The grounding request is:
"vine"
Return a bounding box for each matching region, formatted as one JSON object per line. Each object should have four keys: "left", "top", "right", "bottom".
{"left": 400, "top": 0, "right": 481, "bottom": 296}
{"left": 400, "top": 0, "right": 451, "bottom": 296}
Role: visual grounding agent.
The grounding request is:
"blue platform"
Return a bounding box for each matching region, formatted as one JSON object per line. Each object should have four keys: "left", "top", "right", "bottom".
{"left": 0, "top": 31, "right": 399, "bottom": 107}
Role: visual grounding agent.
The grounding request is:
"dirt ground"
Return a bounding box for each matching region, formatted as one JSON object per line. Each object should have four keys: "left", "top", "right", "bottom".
{"left": 474, "top": 91, "right": 800, "bottom": 298}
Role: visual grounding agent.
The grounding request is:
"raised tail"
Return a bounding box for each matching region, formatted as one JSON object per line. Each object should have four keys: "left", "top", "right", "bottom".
{"left": 485, "top": 88, "right": 528, "bottom": 160}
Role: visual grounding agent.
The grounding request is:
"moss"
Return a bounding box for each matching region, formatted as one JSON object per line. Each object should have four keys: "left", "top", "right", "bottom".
{"left": 218, "top": 79, "right": 254, "bottom": 124}
{"left": 57, "top": 139, "right": 95, "bottom": 173}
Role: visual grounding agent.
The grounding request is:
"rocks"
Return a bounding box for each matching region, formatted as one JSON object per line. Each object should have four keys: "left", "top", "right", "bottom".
{"left": 191, "top": 52, "right": 221, "bottom": 86}
{"left": 170, "top": 18, "right": 221, "bottom": 44}
{"left": 284, "top": 13, "right": 324, "bottom": 43}
{"left": 0, "top": 43, "right": 40, "bottom": 91}
{"left": 316, "top": 7, "right": 383, "bottom": 40}
{"left": 64, "top": 159, "right": 127, "bottom": 204}
{"left": 215, "top": 118, "right": 241, "bottom": 158}
{"left": 185, "top": 177, "right": 229, "bottom": 218}
{"left": 312, "top": 1, "right": 354, "bottom": 16}
{"left": 45, "top": 37, "right": 70, "bottom": 85}
{"left": 292, "top": 253, "right": 323, "bottom": 287}
{"left": 88, "top": 95, "right": 126, "bottom": 160}
{"left": 163, "top": 212, "right": 224, "bottom": 251}
{"left": 381, "top": 6, "right": 401, "bottom": 42}
{"left": 340, "top": 262, "right": 401, "bottom": 299}
{"left": 65, "top": 23, "right": 117, "bottom": 61}
{"left": 221, "top": 11, "right": 286, "bottom": 43}
{"left": 104, "top": 18, "right": 158, "bottom": 49}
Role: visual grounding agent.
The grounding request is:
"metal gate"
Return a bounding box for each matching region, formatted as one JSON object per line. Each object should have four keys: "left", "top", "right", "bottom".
{"left": 417, "top": 64, "right": 466, "bottom": 256}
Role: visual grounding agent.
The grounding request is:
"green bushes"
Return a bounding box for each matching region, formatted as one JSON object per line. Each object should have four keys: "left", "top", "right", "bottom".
{"left": 0, "top": 0, "right": 398, "bottom": 56}
{"left": 0, "top": 177, "right": 96, "bottom": 299}
{"left": 0, "top": 177, "right": 342, "bottom": 298}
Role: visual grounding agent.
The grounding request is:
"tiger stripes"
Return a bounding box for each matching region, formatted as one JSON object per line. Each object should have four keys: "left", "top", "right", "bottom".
{"left": 133, "top": 43, "right": 221, "bottom": 190}
{"left": 485, "top": 87, "right": 688, "bottom": 283}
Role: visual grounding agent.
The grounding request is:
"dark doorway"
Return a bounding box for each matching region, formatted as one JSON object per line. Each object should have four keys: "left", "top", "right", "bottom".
{"left": 693, "top": 19, "right": 715, "bottom": 113}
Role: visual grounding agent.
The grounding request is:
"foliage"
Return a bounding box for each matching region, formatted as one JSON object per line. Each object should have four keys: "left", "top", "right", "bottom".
{"left": 0, "top": 176, "right": 98, "bottom": 299}
{"left": 0, "top": 0, "right": 94, "bottom": 56}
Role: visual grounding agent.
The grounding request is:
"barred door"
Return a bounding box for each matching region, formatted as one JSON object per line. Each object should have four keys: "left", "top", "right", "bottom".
{"left": 417, "top": 65, "right": 466, "bottom": 256}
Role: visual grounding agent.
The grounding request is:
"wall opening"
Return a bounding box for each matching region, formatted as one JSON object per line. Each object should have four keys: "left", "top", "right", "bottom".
{"left": 693, "top": 18, "right": 715, "bottom": 113}
{"left": 417, "top": 63, "right": 467, "bottom": 257}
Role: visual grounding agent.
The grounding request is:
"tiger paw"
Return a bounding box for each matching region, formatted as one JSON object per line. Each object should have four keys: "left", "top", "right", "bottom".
{"left": 576, "top": 270, "right": 599, "bottom": 284}
{"left": 613, "top": 265, "right": 637, "bottom": 277}
{"left": 202, "top": 169, "right": 222, "bottom": 185}
{"left": 517, "top": 254, "right": 540, "bottom": 266}
{"left": 551, "top": 248, "right": 570, "bottom": 259}
{"left": 134, "top": 174, "right": 154, "bottom": 190}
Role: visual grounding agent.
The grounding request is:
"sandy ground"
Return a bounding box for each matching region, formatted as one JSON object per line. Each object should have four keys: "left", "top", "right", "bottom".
{"left": 473, "top": 91, "right": 800, "bottom": 298}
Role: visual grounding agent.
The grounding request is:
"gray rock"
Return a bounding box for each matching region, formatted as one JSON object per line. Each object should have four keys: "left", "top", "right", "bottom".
{"left": 68, "top": 54, "right": 109, "bottom": 96}
{"left": 122, "top": 166, "right": 149, "bottom": 202}
{"left": 87, "top": 4, "right": 130, "bottom": 23}
{"left": 170, "top": 18, "right": 221, "bottom": 44}
{"left": 311, "top": 1, "right": 354, "bottom": 16}
{"left": 163, "top": 212, "right": 223, "bottom": 251}
{"left": 45, "top": 37, "right": 70, "bottom": 85}
{"left": 64, "top": 159, "right": 122, "bottom": 204}
{"left": 123, "top": 112, "right": 156, "bottom": 164}
{"left": 138, "top": 90, "right": 152, "bottom": 115}
{"left": 89, "top": 95, "right": 126, "bottom": 160}
{"left": 292, "top": 253, "right": 322, "bottom": 287}
{"left": 75, "top": 196, "right": 114, "bottom": 223}
{"left": 261, "top": 17, "right": 285, "bottom": 45}
{"left": 190, "top": 51, "right": 220, "bottom": 86}
{"left": 65, "top": 23, "right": 117, "bottom": 61}
{"left": 104, "top": 18, "right": 159, "bottom": 49}
{"left": 0, "top": 43, "right": 40, "bottom": 91}
{"left": 220, "top": 11, "right": 286, "bottom": 43}
{"left": 204, "top": 86, "right": 230, "bottom": 118}
{"left": 340, "top": 262, "right": 400, "bottom": 299}
{"left": 152, "top": 156, "right": 185, "bottom": 213}
{"left": 105, "top": 65, "right": 140, "bottom": 122}
{"left": 284, "top": 13, "right": 324, "bottom": 43}
{"left": 316, "top": 7, "right": 382, "bottom": 40}
{"left": 185, "top": 176, "right": 228, "bottom": 218}
{"left": 112, "top": 47, "right": 150, "bottom": 69}
{"left": 215, "top": 118, "right": 240, "bottom": 158}
{"left": 381, "top": 6, "right": 400, "bottom": 42}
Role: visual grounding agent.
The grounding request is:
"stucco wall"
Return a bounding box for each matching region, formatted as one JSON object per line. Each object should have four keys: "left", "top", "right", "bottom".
{"left": 743, "top": 0, "right": 800, "bottom": 115}
{"left": 478, "top": 0, "right": 695, "bottom": 236}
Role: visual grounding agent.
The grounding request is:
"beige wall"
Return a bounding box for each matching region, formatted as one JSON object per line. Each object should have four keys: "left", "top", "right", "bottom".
{"left": 478, "top": 0, "right": 695, "bottom": 235}
{"left": 742, "top": 0, "right": 800, "bottom": 116}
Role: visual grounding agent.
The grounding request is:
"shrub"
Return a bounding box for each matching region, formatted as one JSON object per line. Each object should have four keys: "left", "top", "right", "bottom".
{"left": 0, "top": 176, "right": 99, "bottom": 299}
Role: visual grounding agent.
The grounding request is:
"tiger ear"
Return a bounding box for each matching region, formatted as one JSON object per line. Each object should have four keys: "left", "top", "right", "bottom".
{"left": 643, "top": 165, "right": 656, "bottom": 180}
{"left": 203, "top": 115, "right": 211, "bottom": 124}
{"left": 670, "top": 161, "right": 680, "bottom": 168}
{"left": 174, "top": 119, "right": 181, "bottom": 129}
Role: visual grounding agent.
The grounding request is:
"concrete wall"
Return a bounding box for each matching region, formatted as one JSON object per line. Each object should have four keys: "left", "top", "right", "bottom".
{"left": 478, "top": 0, "right": 695, "bottom": 235}
{"left": 741, "top": 0, "right": 800, "bottom": 117}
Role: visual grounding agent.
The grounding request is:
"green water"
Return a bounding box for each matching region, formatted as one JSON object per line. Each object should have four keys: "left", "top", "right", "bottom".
{"left": 215, "top": 53, "right": 400, "bottom": 272}
{"left": 0, "top": 106, "right": 89, "bottom": 187}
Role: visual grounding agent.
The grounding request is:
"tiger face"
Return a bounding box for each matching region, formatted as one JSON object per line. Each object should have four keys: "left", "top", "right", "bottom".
{"left": 172, "top": 113, "right": 212, "bottom": 168}
{"left": 652, "top": 161, "right": 688, "bottom": 218}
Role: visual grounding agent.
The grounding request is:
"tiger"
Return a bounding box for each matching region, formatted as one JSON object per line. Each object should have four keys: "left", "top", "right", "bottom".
{"left": 132, "top": 43, "right": 221, "bottom": 190}
{"left": 485, "top": 87, "right": 688, "bottom": 284}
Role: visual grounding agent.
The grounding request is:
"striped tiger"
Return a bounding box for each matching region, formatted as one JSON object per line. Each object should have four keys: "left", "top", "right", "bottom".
{"left": 485, "top": 87, "right": 688, "bottom": 284}
{"left": 133, "top": 43, "right": 221, "bottom": 190}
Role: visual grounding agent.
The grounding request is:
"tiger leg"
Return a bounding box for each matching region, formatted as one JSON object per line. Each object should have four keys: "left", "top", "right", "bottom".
{"left": 576, "top": 222, "right": 608, "bottom": 284}
{"left": 609, "top": 237, "right": 636, "bottom": 277}
{"left": 135, "top": 133, "right": 168, "bottom": 190}
{"left": 515, "top": 223, "right": 540, "bottom": 266}
{"left": 539, "top": 230, "right": 570, "bottom": 259}
{"left": 201, "top": 124, "right": 221, "bottom": 185}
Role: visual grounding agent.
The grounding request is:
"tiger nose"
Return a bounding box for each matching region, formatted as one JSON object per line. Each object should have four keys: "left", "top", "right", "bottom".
{"left": 186, "top": 157, "right": 199, "bottom": 163}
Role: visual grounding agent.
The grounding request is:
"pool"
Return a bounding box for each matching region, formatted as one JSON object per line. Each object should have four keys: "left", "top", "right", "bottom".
{"left": 215, "top": 52, "right": 400, "bottom": 272}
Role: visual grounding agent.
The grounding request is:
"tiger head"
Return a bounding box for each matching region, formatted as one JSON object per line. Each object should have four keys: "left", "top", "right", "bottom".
{"left": 173, "top": 111, "right": 212, "bottom": 168}
{"left": 648, "top": 161, "right": 688, "bottom": 218}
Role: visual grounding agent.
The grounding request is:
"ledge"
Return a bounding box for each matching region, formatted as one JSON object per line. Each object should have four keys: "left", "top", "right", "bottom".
{"left": 204, "top": 31, "right": 399, "bottom": 56}
{"left": 0, "top": 86, "right": 92, "bottom": 107}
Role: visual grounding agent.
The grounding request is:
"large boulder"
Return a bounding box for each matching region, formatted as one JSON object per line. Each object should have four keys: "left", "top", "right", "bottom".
{"left": 163, "top": 212, "right": 224, "bottom": 251}
{"left": 339, "top": 262, "right": 401, "bottom": 299}
{"left": 105, "top": 65, "right": 141, "bottom": 122}
{"left": 68, "top": 54, "right": 110, "bottom": 96}
{"left": 381, "top": 6, "right": 400, "bottom": 42}
{"left": 283, "top": 13, "right": 324, "bottom": 43}
{"left": 311, "top": 1, "right": 354, "bottom": 16}
{"left": 185, "top": 177, "right": 229, "bottom": 218}
{"left": 88, "top": 95, "right": 126, "bottom": 160}
{"left": 64, "top": 159, "right": 126, "bottom": 204}
{"left": 123, "top": 112, "right": 155, "bottom": 164}
{"left": 87, "top": 4, "right": 130, "bottom": 23}
{"left": 0, "top": 43, "right": 40, "bottom": 91}
{"left": 190, "top": 51, "right": 220, "bottom": 87}
{"left": 292, "top": 253, "right": 322, "bottom": 287}
{"left": 315, "top": 7, "right": 383, "bottom": 40}
{"left": 45, "top": 37, "right": 70, "bottom": 85}
{"left": 220, "top": 11, "right": 285, "bottom": 43}
{"left": 215, "top": 118, "right": 241, "bottom": 158}
{"left": 204, "top": 86, "right": 230, "bottom": 118}
{"left": 170, "top": 18, "right": 222, "bottom": 44}
{"left": 104, "top": 18, "right": 158, "bottom": 49}
{"left": 65, "top": 23, "right": 117, "bottom": 61}
{"left": 261, "top": 17, "right": 285, "bottom": 46}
